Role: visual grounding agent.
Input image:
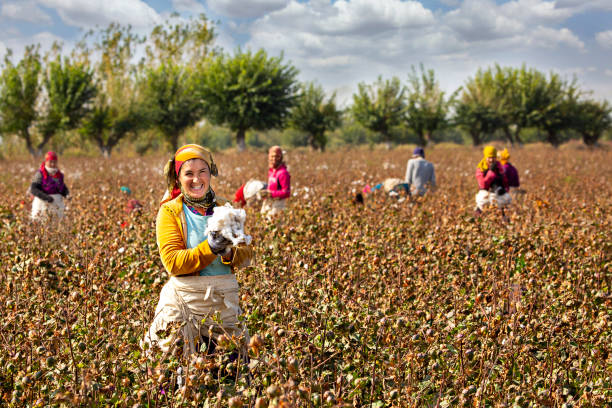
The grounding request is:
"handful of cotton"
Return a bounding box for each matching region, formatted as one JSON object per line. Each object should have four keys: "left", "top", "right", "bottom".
{"left": 205, "top": 203, "right": 252, "bottom": 246}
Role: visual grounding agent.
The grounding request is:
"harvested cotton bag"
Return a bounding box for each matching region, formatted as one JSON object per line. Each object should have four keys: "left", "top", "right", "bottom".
{"left": 31, "top": 194, "right": 65, "bottom": 220}
{"left": 475, "top": 190, "right": 512, "bottom": 211}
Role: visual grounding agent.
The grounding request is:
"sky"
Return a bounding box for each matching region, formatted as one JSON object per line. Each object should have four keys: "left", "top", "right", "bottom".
{"left": 1, "top": 0, "right": 611, "bottom": 106}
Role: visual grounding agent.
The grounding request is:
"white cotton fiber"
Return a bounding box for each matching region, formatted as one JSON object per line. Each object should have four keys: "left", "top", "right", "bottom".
{"left": 243, "top": 179, "right": 266, "bottom": 200}
{"left": 205, "top": 203, "right": 252, "bottom": 246}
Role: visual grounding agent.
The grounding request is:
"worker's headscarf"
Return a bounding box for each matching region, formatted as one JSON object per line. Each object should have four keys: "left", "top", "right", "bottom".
{"left": 498, "top": 148, "right": 510, "bottom": 165}
{"left": 163, "top": 144, "right": 218, "bottom": 204}
{"left": 40, "top": 151, "right": 61, "bottom": 179}
{"left": 477, "top": 146, "right": 497, "bottom": 172}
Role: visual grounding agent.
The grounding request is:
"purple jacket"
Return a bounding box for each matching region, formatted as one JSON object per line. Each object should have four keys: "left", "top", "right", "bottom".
{"left": 268, "top": 163, "right": 290, "bottom": 199}
{"left": 30, "top": 167, "right": 69, "bottom": 201}
{"left": 502, "top": 163, "right": 520, "bottom": 188}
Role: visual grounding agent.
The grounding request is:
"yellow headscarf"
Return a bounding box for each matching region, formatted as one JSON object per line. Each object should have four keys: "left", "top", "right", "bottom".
{"left": 477, "top": 146, "right": 497, "bottom": 172}
{"left": 163, "top": 144, "right": 218, "bottom": 199}
{"left": 498, "top": 148, "right": 510, "bottom": 165}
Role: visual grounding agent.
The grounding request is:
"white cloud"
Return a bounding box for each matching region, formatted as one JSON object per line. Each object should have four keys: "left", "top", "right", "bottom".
{"left": 527, "top": 27, "right": 585, "bottom": 50}
{"left": 1, "top": 1, "right": 52, "bottom": 24}
{"left": 605, "top": 69, "right": 612, "bottom": 77}
{"left": 1, "top": 31, "right": 66, "bottom": 60}
{"left": 445, "top": 0, "right": 524, "bottom": 41}
{"left": 555, "top": 0, "right": 612, "bottom": 12}
{"left": 308, "top": 55, "right": 359, "bottom": 68}
{"left": 321, "top": 0, "right": 434, "bottom": 36}
{"left": 500, "top": 0, "right": 573, "bottom": 23}
{"left": 207, "top": 0, "right": 289, "bottom": 19}
{"left": 37, "top": 0, "right": 161, "bottom": 30}
{"left": 172, "top": 0, "right": 206, "bottom": 13}
{"left": 595, "top": 30, "right": 612, "bottom": 49}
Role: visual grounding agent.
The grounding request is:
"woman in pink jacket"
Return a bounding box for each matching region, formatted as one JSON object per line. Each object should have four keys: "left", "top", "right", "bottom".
{"left": 260, "top": 146, "right": 291, "bottom": 218}
{"left": 474, "top": 146, "right": 511, "bottom": 219}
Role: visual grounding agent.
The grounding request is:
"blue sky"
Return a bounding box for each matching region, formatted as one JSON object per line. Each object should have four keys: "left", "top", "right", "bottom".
{"left": 1, "top": 0, "right": 611, "bottom": 105}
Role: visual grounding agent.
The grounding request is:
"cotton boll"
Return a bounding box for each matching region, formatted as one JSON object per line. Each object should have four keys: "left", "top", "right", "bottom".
{"left": 205, "top": 204, "right": 252, "bottom": 246}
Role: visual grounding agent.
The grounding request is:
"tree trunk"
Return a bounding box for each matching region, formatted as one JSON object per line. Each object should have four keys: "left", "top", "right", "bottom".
{"left": 470, "top": 130, "right": 481, "bottom": 146}
{"left": 170, "top": 133, "right": 179, "bottom": 153}
{"left": 503, "top": 127, "right": 515, "bottom": 145}
{"left": 236, "top": 129, "right": 246, "bottom": 152}
{"left": 424, "top": 131, "right": 432, "bottom": 146}
{"left": 383, "top": 133, "right": 392, "bottom": 150}
{"left": 416, "top": 131, "right": 426, "bottom": 147}
{"left": 308, "top": 133, "right": 316, "bottom": 150}
{"left": 546, "top": 130, "right": 560, "bottom": 148}
{"left": 101, "top": 146, "right": 112, "bottom": 158}
{"left": 20, "top": 129, "right": 38, "bottom": 157}
{"left": 582, "top": 132, "right": 599, "bottom": 147}
{"left": 35, "top": 131, "right": 54, "bottom": 157}
{"left": 513, "top": 126, "right": 523, "bottom": 145}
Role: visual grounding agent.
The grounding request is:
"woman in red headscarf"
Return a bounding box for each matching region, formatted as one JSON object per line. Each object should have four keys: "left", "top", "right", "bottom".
{"left": 30, "top": 151, "right": 70, "bottom": 220}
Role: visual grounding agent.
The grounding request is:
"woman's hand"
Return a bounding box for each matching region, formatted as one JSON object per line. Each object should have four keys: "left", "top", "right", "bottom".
{"left": 207, "top": 231, "right": 232, "bottom": 255}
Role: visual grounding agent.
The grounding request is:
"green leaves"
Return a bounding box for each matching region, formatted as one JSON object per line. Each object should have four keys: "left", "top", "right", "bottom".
{"left": 288, "top": 82, "right": 342, "bottom": 151}
{"left": 0, "top": 46, "right": 42, "bottom": 155}
{"left": 39, "top": 56, "right": 97, "bottom": 137}
{"left": 405, "top": 64, "right": 456, "bottom": 146}
{"left": 197, "top": 48, "right": 299, "bottom": 151}
{"left": 351, "top": 75, "right": 405, "bottom": 147}
{"left": 143, "top": 62, "right": 203, "bottom": 151}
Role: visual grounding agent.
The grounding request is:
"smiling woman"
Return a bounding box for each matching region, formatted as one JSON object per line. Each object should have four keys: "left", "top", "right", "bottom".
{"left": 144, "top": 144, "right": 254, "bottom": 357}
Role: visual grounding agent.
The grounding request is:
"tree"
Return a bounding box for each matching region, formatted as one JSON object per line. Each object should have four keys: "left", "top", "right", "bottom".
{"left": 198, "top": 49, "right": 299, "bottom": 151}
{"left": 37, "top": 52, "right": 97, "bottom": 156}
{"left": 143, "top": 15, "right": 216, "bottom": 152}
{"left": 573, "top": 99, "right": 611, "bottom": 147}
{"left": 79, "top": 24, "right": 146, "bottom": 157}
{"left": 0, "top": 46, "right": 42, "bottom": 157}
{"left": 529, "top": 73, "right": 579, "bottom": 147}
{"left": 405, "top": 65, "right": 456, "bottom": 146}
{"left": 146, "top": 13, "right": 216, "bottom": 68}
{"left": 454, "top": 68, "right": 504, "bottom": 145}
{"left": 143, "top": 63, "right": 202, "bottom": 152}
{"left": 351, "top": 76, "right": 405, "bottom": 148}
{"left": 289, "top": 82, "right": 342, "bottom": 151}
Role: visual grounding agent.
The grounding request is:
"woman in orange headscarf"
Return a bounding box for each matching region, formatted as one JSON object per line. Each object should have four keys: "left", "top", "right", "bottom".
{"left": 498, "top": 148, "right": 520, "bottom": 189}
{"left": 145, "top": 144, "right": 253, "bottom": 357}
{"left": 474, "top": 146, "right": 511, "bottom": 218}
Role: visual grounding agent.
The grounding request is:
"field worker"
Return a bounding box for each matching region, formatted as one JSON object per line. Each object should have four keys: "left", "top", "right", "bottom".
{"left": 30, "top": 151, "right": 69, "bottom": 220}
{"left": 145, "top": 144, "right": 254, "bottom": 357}
{"left": 260, "top": 146, "right": 291, "bottom": 218}
{"left": 474, "top": 146, "right": 511, "bottom": 218}
{"left": 120, "top": 186, "right": 143, "bottom": 214}
{"left": 498, "top": 148, "right": 520, "bottom": 189}
{"left": 405, "top": 147, "right": 436, "bottom": 197}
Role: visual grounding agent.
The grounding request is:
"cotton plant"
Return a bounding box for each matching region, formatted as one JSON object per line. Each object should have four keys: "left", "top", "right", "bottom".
{"left": 205, "top": 203, "right": 252, "bottom": 246}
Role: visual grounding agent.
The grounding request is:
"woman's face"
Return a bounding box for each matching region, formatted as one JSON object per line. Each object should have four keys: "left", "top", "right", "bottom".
{"left": 486, "top": 157, "right": 497, "bottom": 167}
{"left": 178, "top": 159, "right": 211, "bottom": 199}
{"left": 46, "top": 159, "right": 58, "bottom": 169}
{"left": 268, "top": 148, "right": 282, "bottom": 169}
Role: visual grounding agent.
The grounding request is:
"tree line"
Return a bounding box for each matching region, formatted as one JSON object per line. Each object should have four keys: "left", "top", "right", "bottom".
{"left": 0, "top": 15, "right": 610, "bottom": 157}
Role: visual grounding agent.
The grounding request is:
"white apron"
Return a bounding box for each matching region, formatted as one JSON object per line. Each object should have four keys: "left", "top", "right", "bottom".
{"left": 144, "top": 274, "right": 248, "bottom": 356}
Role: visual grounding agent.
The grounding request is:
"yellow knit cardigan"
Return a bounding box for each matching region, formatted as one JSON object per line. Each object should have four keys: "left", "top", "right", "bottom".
{"left": 156, "top": 195, "right": 254, "bottom": 276}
